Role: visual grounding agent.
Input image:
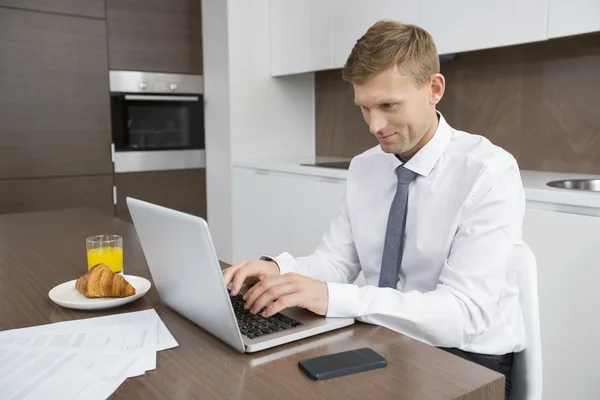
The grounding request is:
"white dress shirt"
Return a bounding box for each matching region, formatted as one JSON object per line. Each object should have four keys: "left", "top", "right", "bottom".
{"left": 271, "top": 112, "right": 526, "bottom": 355}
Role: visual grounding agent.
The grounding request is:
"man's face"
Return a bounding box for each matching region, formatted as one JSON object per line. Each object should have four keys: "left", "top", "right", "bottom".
{"left": 353, "top": 66, "right": 444, "bottom": 159}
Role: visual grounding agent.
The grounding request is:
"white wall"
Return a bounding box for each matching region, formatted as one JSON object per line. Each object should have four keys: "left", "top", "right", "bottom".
{"left": 229, "top": 1, "right": 315, "bottom": 162}
{"left": 202, "top": 0, "right": 233, "bottom": 263}
{"left": 202, "top": 0, "right": 315, "bottom": 264}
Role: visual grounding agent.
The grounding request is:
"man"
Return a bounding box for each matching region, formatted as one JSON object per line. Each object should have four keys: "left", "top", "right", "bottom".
{"left": 223, "top": 20, "right": 525, "bottom": 398}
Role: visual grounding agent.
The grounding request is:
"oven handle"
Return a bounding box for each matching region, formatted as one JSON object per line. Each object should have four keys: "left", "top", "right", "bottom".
{"left": 124, "top": 95, "right": 200, "bottom": 102}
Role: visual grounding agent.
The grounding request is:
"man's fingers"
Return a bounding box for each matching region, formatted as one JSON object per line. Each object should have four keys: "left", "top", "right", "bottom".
{"left": 262, "top": 293, "right": 302, "bottom": 318}
{"left": 249, "top": 283, "right": 297, "bottom": 315}
{"left": 230, "top": 262, "right": 268, "bottom": 296}
{"left": 243, "top": 274, "right": 293, "bottom": 310}
{"left": 222, "top": 260, "right": 248, "bottom": 287}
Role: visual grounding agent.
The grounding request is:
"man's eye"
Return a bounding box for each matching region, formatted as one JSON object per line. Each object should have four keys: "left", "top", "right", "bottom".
{"left": 381, "top": 103, "right": 394, "bottom": 109}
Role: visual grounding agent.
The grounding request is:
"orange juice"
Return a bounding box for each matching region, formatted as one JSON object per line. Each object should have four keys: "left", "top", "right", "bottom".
{"left": 87, "top": 247, "right": 123, "bottom": 273}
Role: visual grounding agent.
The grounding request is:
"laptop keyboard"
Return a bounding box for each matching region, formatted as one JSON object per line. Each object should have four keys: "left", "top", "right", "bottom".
{"left": 229, "top": 292, "right": 303, "bottom": 339}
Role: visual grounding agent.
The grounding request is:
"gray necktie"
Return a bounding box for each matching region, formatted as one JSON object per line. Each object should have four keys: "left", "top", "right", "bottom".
{"left": 378, "top": 165, "right": 418, "bottom": 288}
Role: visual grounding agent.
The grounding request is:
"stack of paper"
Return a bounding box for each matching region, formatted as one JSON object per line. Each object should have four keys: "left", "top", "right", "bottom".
{"left": 0, "top": 309, "right": 178, "bottom": 400}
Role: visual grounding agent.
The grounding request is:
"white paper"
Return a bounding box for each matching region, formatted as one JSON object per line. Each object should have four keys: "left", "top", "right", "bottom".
{"left": 0, "top": 348, "right": 137, "bottom": 400}
{"left": 156, "top": 317, "right": 179, "bottom": 351}
{"left": 80, "top": 309, "right": 178, "bottom": 352}
{"left": 0, "top": 309, "right": 178, "bottom": 352}
{"left": 0, "top": 324, "right": 158, "bottom": 377}
{"left": 0, "top": 309, "right": 178, "bottom": 400}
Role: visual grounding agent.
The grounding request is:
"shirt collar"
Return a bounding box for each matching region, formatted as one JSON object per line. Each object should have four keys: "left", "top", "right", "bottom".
{"left": 390, "top": 111, "right": 452, "bottom": 178}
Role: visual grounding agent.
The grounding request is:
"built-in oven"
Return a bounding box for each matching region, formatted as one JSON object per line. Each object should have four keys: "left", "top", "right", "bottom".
{"left": 109, "top": 70, "right": 205, "bottom": 173}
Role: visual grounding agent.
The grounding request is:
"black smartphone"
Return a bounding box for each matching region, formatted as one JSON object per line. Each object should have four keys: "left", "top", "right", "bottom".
{"left": 298, "top": 347, "right": 387, "bottom": 381}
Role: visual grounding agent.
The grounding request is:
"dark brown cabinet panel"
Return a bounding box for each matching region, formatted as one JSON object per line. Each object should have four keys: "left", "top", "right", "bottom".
{"left": 0, "top": 175, "right": 114, "bottom": 215}
{"left": 0, "top": 8, "right": 112, "bottom": 179}
{"left": 115, "top": 169, "right": 206, "bottom": 222}
{"left": 106, "top": 0, "right": 203, "bottom": 74}
{"left": 0, "top": 0, "right": 106, "bottom": 18}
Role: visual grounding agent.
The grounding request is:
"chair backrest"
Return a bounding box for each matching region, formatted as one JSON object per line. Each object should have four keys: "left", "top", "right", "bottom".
{"left": 510, "top": 242, "right": 543, "bottom": 400}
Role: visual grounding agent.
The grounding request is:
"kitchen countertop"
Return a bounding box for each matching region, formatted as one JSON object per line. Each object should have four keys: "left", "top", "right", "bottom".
{"left": 234, "top": 157, "right": 600, "bottom": 210}
{"left": 519, "top": 170, "right": 600, "bottom": 210}
{"left": 233, "top": 156, "right": 352, "bottom": 179}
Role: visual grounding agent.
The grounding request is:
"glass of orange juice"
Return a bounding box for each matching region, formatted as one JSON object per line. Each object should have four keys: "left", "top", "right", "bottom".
{"left": 86, "top": 235, "right": 123, "bottom": 274}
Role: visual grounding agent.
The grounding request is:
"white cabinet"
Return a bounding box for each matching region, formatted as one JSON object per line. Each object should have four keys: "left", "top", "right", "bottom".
{"left": 270, "top": 0, "right": 335, "bottom": 76}
{"left": 331, "top": 0, "right": 421, "bottom": 68}
{"left": 420, "top": 0, "right": 549, "bottom": 55}
{"left": 232, "top": 167, "right": 346, "bottom": 262}
{"left": 270, "top": 0, "right": 420, "bottom": 76}
{"left": 270, "top": 0, "right": 599, "bottom": 76}
{"left": 523, "top": 207, "right": 600, "bottom": 400}
{"left": 547, "top": 0, "right": 600, "bottom": 39}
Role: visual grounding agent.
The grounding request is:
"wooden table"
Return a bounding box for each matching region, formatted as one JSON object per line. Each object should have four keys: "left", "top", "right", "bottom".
{"left": 0, "top": 209, "right": 504, "bottom": 399}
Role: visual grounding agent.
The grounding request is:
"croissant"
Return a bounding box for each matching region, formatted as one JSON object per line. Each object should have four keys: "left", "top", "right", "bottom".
{"left": 75, "top": 263, "right": 136, "bottom": 298}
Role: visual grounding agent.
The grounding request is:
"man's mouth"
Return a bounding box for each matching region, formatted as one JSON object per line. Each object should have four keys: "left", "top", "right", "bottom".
{"left": 379, "top": 133, "right": 397, "bottom": 142}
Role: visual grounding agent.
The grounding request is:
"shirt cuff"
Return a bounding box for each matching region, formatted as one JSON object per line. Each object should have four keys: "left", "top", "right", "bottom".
{"left": 326, "top": 282, "right": 359, "bottom": 318}
{"left": 259, "top": 252, "right": 297, "bottom": 275}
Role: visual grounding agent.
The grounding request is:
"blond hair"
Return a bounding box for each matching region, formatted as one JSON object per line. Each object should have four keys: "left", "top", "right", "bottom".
{"left": 342, "top": 20, "right": 440, "bottom": 86}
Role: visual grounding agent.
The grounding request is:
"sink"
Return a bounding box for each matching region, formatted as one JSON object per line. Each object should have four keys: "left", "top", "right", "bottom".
{"left": 546, "top": 179, "right": 600, "bottom": 192}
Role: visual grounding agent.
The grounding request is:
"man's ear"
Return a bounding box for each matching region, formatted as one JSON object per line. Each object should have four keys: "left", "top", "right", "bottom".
{"left": 429, "top": 73, "right": 445, "bottom": 105}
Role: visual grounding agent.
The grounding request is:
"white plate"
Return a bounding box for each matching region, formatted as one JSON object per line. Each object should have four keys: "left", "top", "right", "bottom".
{"left": 48, "top": 275, "right": 152, "bottom": 310}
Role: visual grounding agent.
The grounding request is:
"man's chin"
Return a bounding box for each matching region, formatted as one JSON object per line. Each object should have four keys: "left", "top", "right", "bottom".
{"left": 379, "top": 143, "right": 399, "bottom": 154}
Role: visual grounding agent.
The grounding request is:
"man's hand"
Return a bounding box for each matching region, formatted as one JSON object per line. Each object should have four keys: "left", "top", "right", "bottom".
{"left": 242, "top": 273, "right": 329, "bottom": 318}
{"left": 222, "top": 260, "right": 281, "bottom": 296}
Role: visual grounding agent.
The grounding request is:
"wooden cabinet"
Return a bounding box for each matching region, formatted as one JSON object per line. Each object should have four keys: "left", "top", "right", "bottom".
{"left": 523, "top": 207, "right": 600, "bottom": 400}
{"left": 420, "top": 0, "right": 549, "bottom": 55}
{"left": 547, "top": 0, "right": 600, "bottom": 39}
{"left": 106, "top": 0, "right": 203, "bottom": 74}
{"left": 0, "top": 8, "right": 112, "bottom": 179}
{"left": 0, "top": 0, "right": 105, "bottom": 18}
{"left": 0, "top": 175, "right": 114, "bottom": 216}
{"left": 114, "top": 169, "right": 207, "bottom": 222}
{"left": 232, "top": 167, "right": 346, "bottom": 262}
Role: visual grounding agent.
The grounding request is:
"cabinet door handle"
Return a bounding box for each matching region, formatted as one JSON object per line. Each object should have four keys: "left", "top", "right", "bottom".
{"left": 124, "top": 95, "right": 199, "bottom": 102}
{"left": 319, "top": 177, "right": 343, "bottom": 184}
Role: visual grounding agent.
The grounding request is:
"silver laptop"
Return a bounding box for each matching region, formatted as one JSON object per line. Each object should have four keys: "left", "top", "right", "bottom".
{"left": 127, "top": 197, "right": 355, "bottom": 353}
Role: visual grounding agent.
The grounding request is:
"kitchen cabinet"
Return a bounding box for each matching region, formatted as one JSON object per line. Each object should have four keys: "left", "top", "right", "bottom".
{"left": 106, "top": 0, "right": 203, "bottom": 74}
{"left": 547, "top": 0, "right": 600, "bottom": 39}
{"left": 271, "top": 0, "right": 575, "bottom": 76}
{"left": 114, "top": 169, "right": 207, "bottom": 223}
{"left": 0, "top": 0, "right": 105, "bottom": 18}
{"left": 522, "top": 207, "right": 600, "bottom": 400}
{"left": 420, "top": 0, "right": 549, "bottom": 55}
{"left": 270, "top": 0, "right": 334, "bottom": 76}
{"left": 270, "top": 0, "right": 420, "bottom": 76}
{"left": 331, "top": 0, "right": 420, "bottom": 68}
{"left": 0, "top": 175, "right": 114, "bottom": 216}
{"left": 232, "top": 167, "right": 346, "bottom": 262}
{"left": 0, "top": 8, "right": 112, "bottom": 179}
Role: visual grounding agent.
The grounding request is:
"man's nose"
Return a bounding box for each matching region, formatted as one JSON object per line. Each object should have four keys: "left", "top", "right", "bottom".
{"left": 369, "top": 113, "right": 387, "bottom": 135}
